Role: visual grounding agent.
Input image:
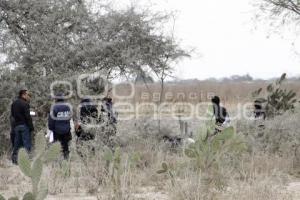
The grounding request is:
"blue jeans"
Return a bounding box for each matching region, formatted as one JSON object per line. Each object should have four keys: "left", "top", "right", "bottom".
{"left": 10, "top": 128, "right": 15, "bottom": 150}
{"left": 12, "top": 125, "right": 31, "bottom": 164}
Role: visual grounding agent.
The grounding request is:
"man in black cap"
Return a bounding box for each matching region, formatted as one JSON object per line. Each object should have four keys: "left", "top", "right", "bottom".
{"left": 11, "top": 89, "right": 34, "bottom": 164}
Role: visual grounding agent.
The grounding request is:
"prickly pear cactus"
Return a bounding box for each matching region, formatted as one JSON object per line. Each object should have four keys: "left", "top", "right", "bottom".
{"left": 0, "top": 195, "right": 19, "bottom": 200}
{"left": 43, "top": 143, "right": 61, "bottom": 163}
{"left": 34, "top": 133, "right": 46, "bottom": 157}
{"left": 23, "top": 192, "right": 34, "bottom": 200}
{"left": 16, "top": 132, "right": 60, "bottom": 200}
{"left": 156, "top": 162, "right": 176, "bottom": 186}
{"left": 252, "top": 73, "right": 297, "bottom": 118}
{"left": 184, "top": 126, "right": 246, "bottom": 170}
{"left": 8, "top": 197, "right": 18, "bottom": 200}
{"left": 18, "top": 149, "right": 31, "bottom": 177}
{"left": 156, "top": 162, "right": 168, "bottom": 174}
{"left": 35, "top": 182, "right": 48, "bottom": 200}
{"left": 31, "top": 158, "right": 43, "bottom": 195}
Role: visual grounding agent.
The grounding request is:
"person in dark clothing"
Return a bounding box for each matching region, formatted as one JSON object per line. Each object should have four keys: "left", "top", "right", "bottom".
{"left": 253, "top": 99, "right": 266, "bottom": 136}
{"left": 9, "top": 114, "right": 15, "bottom": 149}
{"left": 254, "top": 99, "right": 266, "bottom": 120}
{"left": 48, "top": 94, "right": 72, "bottom": 159}
{"left": 11, "top": 89, "right": 34, "bottom": 164}
{"left": 162, "top": 135, "right": 183, "bottom": 148}
{"left": 75, "top": 98, "right": 99, "bottom": 158}
{"left": 101, "top": 97, "right": 117, "bottom": 124}
{"left": 99, "top": 97, "right": 117, "bottom": 149}
{"left": 211, "top": 96, "right": 230, "bottom": 134}
{"left": 76, "top": 98, "right": 98, "bottom": 141}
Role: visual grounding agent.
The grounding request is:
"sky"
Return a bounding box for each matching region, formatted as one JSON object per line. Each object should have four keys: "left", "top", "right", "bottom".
{"left": 117, "top": 0, "right": 300, "bottom": 80}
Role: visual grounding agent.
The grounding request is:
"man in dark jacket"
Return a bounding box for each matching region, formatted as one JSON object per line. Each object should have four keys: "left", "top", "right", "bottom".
{"left": 48, "top": 94, "right": 72, "bottom": 159}
{"left": 211, "top": 96, "right": 230, "bottom": 134}
{"left": 11, "top": 89, "right": 34, "bottom": 164}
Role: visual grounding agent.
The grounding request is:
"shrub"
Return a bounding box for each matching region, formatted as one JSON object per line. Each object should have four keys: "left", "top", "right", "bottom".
{"left": 252, "top": 73, "right": 298, "bottom": 118}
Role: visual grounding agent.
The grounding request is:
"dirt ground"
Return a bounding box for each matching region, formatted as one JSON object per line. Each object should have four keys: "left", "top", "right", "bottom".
{"left": 287, "top": 181, "right": 300, "bottom": 199}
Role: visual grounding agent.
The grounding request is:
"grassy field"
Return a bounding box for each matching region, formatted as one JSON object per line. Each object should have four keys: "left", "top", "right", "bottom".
{"left": 115, "top": 80, "right": 300, "bottom": 104}
{"left": 1, "top": 80, "right": 300, "bottom": 200}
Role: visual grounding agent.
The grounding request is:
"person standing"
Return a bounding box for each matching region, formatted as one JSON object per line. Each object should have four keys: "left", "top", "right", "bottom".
{"left": 48, "top": 94, "right": 72, "bottom": 159}
{"left": 11, "top": 89, "right": 34, "bottom": 164}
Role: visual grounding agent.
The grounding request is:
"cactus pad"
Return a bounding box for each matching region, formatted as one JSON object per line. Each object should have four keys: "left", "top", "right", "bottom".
{"left": 18, "top": 148, "right": 32, "bottom": 177}
{"left": 23, "top": 192, "right": 35, "bottom": 200}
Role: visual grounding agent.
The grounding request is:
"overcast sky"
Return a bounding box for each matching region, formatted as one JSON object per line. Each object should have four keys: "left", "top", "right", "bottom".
{"left": 118, "top": 0, "right": 300, "bottom": 80}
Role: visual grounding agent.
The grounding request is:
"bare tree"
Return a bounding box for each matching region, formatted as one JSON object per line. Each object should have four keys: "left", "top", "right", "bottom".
{"left": 150, "top": 14, "right": 190, "bottom": 132}
{"left": 263, "top": 0, "right": 300, "bottom": 15}
{"left": 255, "top": 0, "right": 300, "bottom": 54}
{"left": 257, "top": 0, "right": 300, "bottom": 23}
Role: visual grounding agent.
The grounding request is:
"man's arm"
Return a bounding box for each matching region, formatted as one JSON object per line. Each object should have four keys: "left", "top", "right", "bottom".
{"left": 24, "top": 103, "right": 34, "bottom": 132}
{"left": 10, "top": 103, "right": 15, "bottom": 127}
{"left": 48, "top": 107, "right": 56, "bottom": 132}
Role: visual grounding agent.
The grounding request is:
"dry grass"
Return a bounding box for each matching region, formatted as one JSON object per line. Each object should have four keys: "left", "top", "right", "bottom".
{"left": 1, "top": 81, "right": 300, "bottom": 199}
{"left": 115, "top": 80, "right": 300, "bottom": 105}
{"left": 1, "top": 114, "right": 300, "bottom": 199}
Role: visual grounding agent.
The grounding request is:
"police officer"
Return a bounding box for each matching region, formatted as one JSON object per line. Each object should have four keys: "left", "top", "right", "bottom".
{"left": 48, "top": 93, "right": 72, "bottom": 159}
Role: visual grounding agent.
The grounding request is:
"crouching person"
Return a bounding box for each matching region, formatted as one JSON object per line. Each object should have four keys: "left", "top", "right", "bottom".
{"left": 48, "top": 94, "right": 72, "bottom": 160}
{"left": 254, "top": 99, "right": 266, "bottom": 120}
{"left": 76, "top": 98, "right": 98, "bottom": 141}
{"left": 75, "top": 98, "right": 98, "bottom": 158}
{"left": 211, "top": 96, "right": 230, "bottom": 135}
{"left": 100, "top": 97, "right": 117, "bottom": 149}
{"left": 253, "top": 99, "right": 266, "bottom": 137}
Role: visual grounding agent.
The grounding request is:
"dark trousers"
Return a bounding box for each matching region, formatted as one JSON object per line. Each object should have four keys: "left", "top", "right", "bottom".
{"left": 54, "top": 132, "right": 72, "bottom": 160}
{"left": 10, "top": 128, "right": 15, "bottom": 150}
{"left": 12, "top": 125, "right": 31, "bottom": 164}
